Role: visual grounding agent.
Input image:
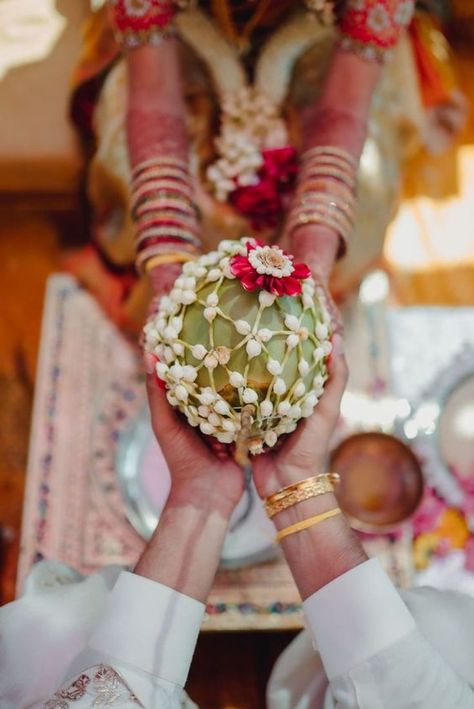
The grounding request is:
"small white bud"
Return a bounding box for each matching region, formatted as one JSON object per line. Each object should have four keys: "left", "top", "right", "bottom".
{"left": 198, "top": 405, "right": 210, "bottom": 417}
{"left": 206, "top": 292, "right": 219, "bottom": 307}
{"left": 163, "top": 326, "right": 178, "bottom": 341}
{"left": 222, "top": 418, "right": 236, "bottom": 432}
{"left": 285, "top": 315, "right": 300, "bottom": 331}
{"left": 163, "top": 347, "right": 174, "bottom": 363}
{"left": 294, "top": 381, "right": 306, "bottom": 398}
{"left": 299, "top": 327, "right": 309, "bottom": 341}
{"left": 183, "top": 277, "right": 196, "bottom": 290}
{"left": 313, "top": 373, "right": 325, "bottom": 390}
{"left": 246, "top": 339, "right": 262, "bottom": 358}
{"left": 208, "top": 412, "right": 221, "bottom": 427}
{"left": 284, "top": 420, "right": 298, "bottom": 433}
{"left": 260, "top": 400, "right": 273, "bottom": 418}
{"left": 182, "top": 365, "right": 198, "bottom": 382}
{"left": 277, "top": 401, "right": 291, "bottom": 416}
{"left": 267, "top": 359, "right": 282, "bottom": 376}
{"left": 235, "top": 319, "right": 251, "bottom": 335}
{"left": 298, "top": 360, "right": 310, "bottom": 377}
{"left": 289, "top": 404, "right": 302, "bottom": 419}
{"left": 229, "top": 371, "right": 245, "bottom": 388}
{"left": 214, "top": 400, "right": 230, "bottom": 415}
{"left": 322, "top": 341, "right": 333, "bottom": 356}
{"left": 204, "top": 353, "right": 218, "bottom": 369}
{"left": 175, "top": 385, "right": 188, "bottom": 402}
{"left": 172, "top": 342, "right": 184, "bottom": 356}
{"left": 242, "top": 388, "right": 258, "bottom": 404}
{"left": 257, "top": 328, "right": 273, "bottom": 342}
{"left": 192, "top": 344, "right": 207, "bottom": 360}
{"left": 314, "top": 347, "right": 325, "bottom": 361}
{"left": 169, "top": 363, "right": 184, "bottom": 379}
{"left": 259, "top": 290, "right": 276, "bottom": 307}
{"left": 303, "top": 293, "right": 314, "bottom": 309}
{"left": 200, "top": 389, "right": 215, "bottom": 405}
{"left": 204, "top": 307, "right": 217, "bottom": 322}
{"left": 181, "top": 290, "right": 197, "bottom": 305}
{"left": 316, "top": 322, "right": 329, "bottom": 340}
{"left": 207, "top": 268, "right": 221, "bottom": 282}
{"left": 200, "top": 422, "right": 215, "bottom": 435}
{"left": 287, "top": 334, "right": 299, "bottom": 349}
{"left": 156, "top": 362, "right": 168, "bottom": 380}
{"left": 166, "top": 392, "right": 178, "bottom": 406}
{"left": 264, "top": 430, "right": 278, "bottom": 448}
{"left": 216, "top": 432, "right": 234, "bottom": 444}
{"left": 273, "top": 378, "right": 287, "bottom": 395}
{"left": 171, "top": 317, "right": 183, "bottom": 333}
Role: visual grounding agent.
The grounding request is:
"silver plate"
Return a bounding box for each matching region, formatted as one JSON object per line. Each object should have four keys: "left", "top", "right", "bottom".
{"left": 116, "top": 407, "right": 279, "bottom": 568}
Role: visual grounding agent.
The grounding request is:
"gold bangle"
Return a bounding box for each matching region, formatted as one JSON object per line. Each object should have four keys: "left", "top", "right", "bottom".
{"left": 301, "top": 146, "right": 358, "bottom": 168}
{"left": 145, "top": 252, "right": 196, "bottom": 273}
{"left": 275, "top": 508, "right": 342, "bottom": 543}
{"left": 265, "top": 473, "right": 340, "bottom": 519}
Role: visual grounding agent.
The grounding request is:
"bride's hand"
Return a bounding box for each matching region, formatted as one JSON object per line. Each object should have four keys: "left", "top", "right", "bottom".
{"left": 252, "top": 334, "right": 347, "bottom": 499}
{"left": 144, "top": 353, "right": 245, "bottom": 518}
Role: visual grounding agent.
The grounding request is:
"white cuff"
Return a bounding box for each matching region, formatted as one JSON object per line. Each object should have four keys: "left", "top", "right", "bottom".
{"left": 87, "top": 572, "right": 205, "bottom": 686}
{"left": 303, "top": 558, "right": 416, "bottom": 681}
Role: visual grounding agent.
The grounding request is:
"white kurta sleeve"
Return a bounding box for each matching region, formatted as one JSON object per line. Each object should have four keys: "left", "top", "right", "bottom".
{"left": 0, "top": 562, "right": 203, "bottom": 709}
{"left": 302, "top": 558, "right": 474, "bottom": 708}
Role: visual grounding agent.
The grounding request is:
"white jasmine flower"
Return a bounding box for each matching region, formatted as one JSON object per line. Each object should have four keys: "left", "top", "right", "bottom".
{"left": 316, "top": 323, "right": 328, "bottom": 340}
{"left": 298, "top": 360, "right": 310, "bottom": 377}
{"left": 214, "top": 400, "right": 230, "bottom": 415}
{"left": 289, "top": 405, "right": 302, "bottom": 419}
{"left": 181, "top": 290, "right": 197, "bottom": 305}
{"left": 183, "top": 277, "right": 196, "bottom": 290}
{"left": 313, "top": 347, "right": 325, "bottom": 361}
{"left": 204, "top": 307, "right": 217, "bottom": 322}
{"left": 277, "top": 401, "right": 291, "bottom": 416}
{"left": 242, "top": 388, "right": 258, "bottom": 404}
{"left": 293, "top": 381, "right": 306, "bottom": 398}
{"left": 169, "top": 363, "right": 184, "bottom": 380}
{"left": 235, "top": 319, "right": 251, "bottom": 335}
{"left": 208, "top": 413, "right": 221, "bottom": 427}
{"left": 322, "top": 341, "right": 332, "bottom": 356}
{"left": 200, "top": 388, "right": 215, "bottom": 405}
{"left": 264, "top": 430, "right": 278, "bottom": 447}
{"left": 259, "top": 291, "right": 276, "bottom": 308}
{"left": 229, "top": 371, "right": 245, "bottom": 388}
{"left": 260, "top": 400, "right": 273, "bottom": 418}
{"left": 207, "top": 268, "right": 222, "bottom": 282}
{"left": 172, "top": 342, "right": 184, "bottom": 356}
{"left": 156, "top": 362, "right": 169, "bottom": 379}
{"left": 198, "top": 405, "right": 210, "bottom": 417}
{"left": 182, "top": 366, "right": 198, "bottom": 383}
{"left": 192, "top": 344, "right": 207, "bottom": 360}
{"left": 200, "top": 422, "right": 215, "bottom": 436}
{"left": 284, "top": 315, "right": 300, "bottom": 331}
{"left": 273, "top": 378, "right": 287, "bottom": 395}
{"left": 217, "top": 432, "right": 234, "bottom": 444}
{"left": 222, "top": 419, "right": 236, "bottom": 432}
{"left": 287, "top": 334, "right": 299, "bottom": 349}
{"left": 246, "top": 339, "right": 262, "bottom": 358}
{"left": 267, "top": 359, "right": 282, "bottom": 376}
{"left": 204, "top": 353, "right": 218, "bottom": 369}
{"left": 257, "top": 328, "right": 273, "bottom": 342}
{"left": 175, "top": 385, "right": 188, "bottom": 402}
{"left": 206, "top": 293, "right": 219, "bottom": 307}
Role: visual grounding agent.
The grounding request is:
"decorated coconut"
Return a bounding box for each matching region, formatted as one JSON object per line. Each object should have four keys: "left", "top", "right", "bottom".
{"left": 143, "top": 238, "right": 332, "bottom": 457}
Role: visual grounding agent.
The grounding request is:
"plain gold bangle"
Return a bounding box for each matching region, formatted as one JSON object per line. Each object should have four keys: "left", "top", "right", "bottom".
{"left": 145, "top": 252, "right": 196, "bottom": 273}
{"left": 275, "top": 507, "right": 342, "bottom": 543}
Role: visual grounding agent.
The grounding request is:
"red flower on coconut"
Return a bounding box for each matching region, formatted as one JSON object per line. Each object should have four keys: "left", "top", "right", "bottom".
{"left": 230, "top": 240, "right": 311, "bottom": 297}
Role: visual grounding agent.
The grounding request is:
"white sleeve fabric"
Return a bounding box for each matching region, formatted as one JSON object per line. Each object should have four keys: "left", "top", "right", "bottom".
{"left": 300, "top": 558, "right": 474, "bottom": 708}
{"left": 0, "top": 561, "right": 203, "bottom": 709}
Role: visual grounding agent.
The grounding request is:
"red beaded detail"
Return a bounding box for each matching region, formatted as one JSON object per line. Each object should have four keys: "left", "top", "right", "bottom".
{"left": 339, "top": 0, "right": 414, "bottom": 61}
{"left": 109, "top": 0, "right": 176, "bottom": 47}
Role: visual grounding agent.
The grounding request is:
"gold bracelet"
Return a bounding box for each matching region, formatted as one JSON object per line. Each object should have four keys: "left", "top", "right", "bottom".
{"left": 265, "top": 473, "right": 340, "bottom": 519}
{"left": 276, "top": 507, "right": 342, "bottom": 543}
{"left": 301, "top": 146, "right": 358, "bottom": 168}
{"left": 145, "top": 252, "right": 197, "bottom": 273}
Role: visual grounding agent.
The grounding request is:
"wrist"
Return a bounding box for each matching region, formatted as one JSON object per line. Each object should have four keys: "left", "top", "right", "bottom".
{"left": 167, "top": 482, "right": 238, "bottom": 522}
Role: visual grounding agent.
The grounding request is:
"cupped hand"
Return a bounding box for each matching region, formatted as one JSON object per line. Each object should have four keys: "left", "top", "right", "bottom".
{"left": 144, "top": 353, "right": 245, "bottom": 517}
{"left": 252, "top": 333, "right": 348, "bottom": 499}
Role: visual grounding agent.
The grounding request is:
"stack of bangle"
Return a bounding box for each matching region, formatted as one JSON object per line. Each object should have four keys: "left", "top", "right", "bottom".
{"left": 131, "top": 156, "right": 202, "bottom": 274}
{"left": 264, "top": 472, "right": 342, "bottom": 542}
{"left": 264, "top": 472, "right": 340, "bottom": 519}
{"left": 287, "top": 146, "right": 358, "bottom": 259}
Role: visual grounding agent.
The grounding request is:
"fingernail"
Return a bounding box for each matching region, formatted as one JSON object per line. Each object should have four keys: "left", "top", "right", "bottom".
{"left": 331, "top": 334, "right": 345, "bottom": 357}
{"left": 143, "top": 353, "right": 156, "bottom": 375}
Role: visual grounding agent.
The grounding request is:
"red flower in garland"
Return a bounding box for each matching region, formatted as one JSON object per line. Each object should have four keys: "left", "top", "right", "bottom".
{"left": 230, "top": 240, "right": 311, "bottom": 297}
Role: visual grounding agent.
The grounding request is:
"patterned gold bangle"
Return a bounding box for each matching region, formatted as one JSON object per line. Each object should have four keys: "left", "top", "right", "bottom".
{"left": 288, "top": 210, "right": 352, "bottom": 244}
{"left": 300, "top": 157, "right": 356, "bottom": 177}
{"left": 296, "top": 194, "right": 355, "bottom": 222}
{"left": 132, "top": 167, "right": 191, "bottom": 189}
{"left": 134, "top": 197, "right": 197, "bottom": 220}
{"left": 135, "top": 242, "right": 200, "bottom": 275}
{"left": 275, "top": 508, "right": 342, "bottom": 543}
{"left": 264, "top": 473, "right": 340, "bottom": 519}
{"left": 298, "top": 166, "right": 355, "bottom": 189}
{"left": 301, "top": 146, "right": 358, "bottom": 168}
